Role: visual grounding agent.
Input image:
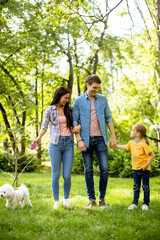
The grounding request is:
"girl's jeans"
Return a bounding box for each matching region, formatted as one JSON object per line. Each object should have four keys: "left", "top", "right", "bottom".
{"left": 49, "top": 136, "right": 74, "bottom": 201}
{"left": 132, "top": 169, "right": 150, "bottom": 206}
{"left": 82, "top": 136, "right": 108, "bottom": 200}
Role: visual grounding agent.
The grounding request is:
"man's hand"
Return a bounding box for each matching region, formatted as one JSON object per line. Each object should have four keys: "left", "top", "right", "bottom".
{"left": 109, "top": 137, "right": 117, "bottom": 148}
{"left": 77, "top": 140, "right": 87, "bottom": 152}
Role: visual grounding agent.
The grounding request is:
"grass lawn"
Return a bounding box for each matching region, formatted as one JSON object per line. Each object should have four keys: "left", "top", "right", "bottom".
{"left": 0, "top": 172, "right": 160, "bottom": 240}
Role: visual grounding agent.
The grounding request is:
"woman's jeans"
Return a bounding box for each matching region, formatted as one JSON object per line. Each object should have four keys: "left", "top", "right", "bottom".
{"left": 49, "top": 136, "right": 74, "bottom": 201}
{"left": 132, "top": 169, "right": 150, "bottom": 206}
{"left": 82, "top": 136, "right": 108, "bottom": 200}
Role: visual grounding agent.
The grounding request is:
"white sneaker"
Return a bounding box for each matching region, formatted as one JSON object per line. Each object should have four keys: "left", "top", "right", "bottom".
{"left": 63, "top": 199, "right": 70, "bottom": 208}
{"left": 128, "top": 204, "right": 137, "bottom": 210}
{"left": 53, "top": 201, "right": 60, "bottom": 209}
{"left": 141, "top": 204, "right": 148, "bottom": 211}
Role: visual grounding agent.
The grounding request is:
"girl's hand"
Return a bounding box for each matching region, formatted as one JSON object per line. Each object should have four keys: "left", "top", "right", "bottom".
{"left": 142, "top": 164, "right": 148, "bottom": 171}
{"left": 72, "top": 124, "right": 81, "bottom": 134}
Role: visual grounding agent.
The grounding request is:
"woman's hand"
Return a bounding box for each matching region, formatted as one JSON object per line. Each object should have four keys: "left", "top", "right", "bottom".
{"left": 72, "top": 124, "right": 81, "bottom": 134}
{"left": 35, "top": 138, "right": 41, "bottom": 144}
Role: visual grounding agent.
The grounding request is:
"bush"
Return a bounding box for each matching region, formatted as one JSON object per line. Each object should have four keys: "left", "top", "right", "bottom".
{"left": 0, "top": 152, "right": 39, "bottom": 173}
{"left": 150, "top": 148, "right": 160, "bottom": 177}
{"left": 0, "top": 153, "right": 14, "bottom": 172}
{"left": 108, "top": 149, "right": 132, "bottom": 178}
{"left": 72, "top": 147, "right": 160, "bottom": 178}
{"left": 72, "top": 148, "right": 84, "bottom": 174}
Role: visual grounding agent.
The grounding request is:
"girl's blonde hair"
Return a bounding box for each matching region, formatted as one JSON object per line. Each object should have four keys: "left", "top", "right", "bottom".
{"left": 134, "top": 123, "right": 150, "bottom": 145}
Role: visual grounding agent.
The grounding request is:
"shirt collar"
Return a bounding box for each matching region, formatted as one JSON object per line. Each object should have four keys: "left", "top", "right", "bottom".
{"left": 51, "top": 105, "right": 57, "bottom": 110}
{"left": 85, "top": 92, "right": 97, "bottom": 100}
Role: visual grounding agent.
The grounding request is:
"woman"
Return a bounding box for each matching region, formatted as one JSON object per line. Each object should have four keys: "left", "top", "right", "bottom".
{"left": 35, "top": 87, "right": 80, "bottom": 209}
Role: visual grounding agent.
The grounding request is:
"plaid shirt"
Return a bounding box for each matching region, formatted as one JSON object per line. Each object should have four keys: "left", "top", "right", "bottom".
{"left": 41, "top": 105, "right": 60, "bottom": 145}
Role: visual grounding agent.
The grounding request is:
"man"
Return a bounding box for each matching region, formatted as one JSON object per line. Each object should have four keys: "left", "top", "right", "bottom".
{"left": 72, "top": 74, "right": 117, "bottom": 208}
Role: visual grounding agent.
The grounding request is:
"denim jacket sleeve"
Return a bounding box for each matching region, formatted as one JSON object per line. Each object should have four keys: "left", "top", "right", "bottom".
{"left": 72, "top": 97, "right": 80, "bottom": 126}
{"left": 104, "top": 96, "right": 113, "bottom": 124}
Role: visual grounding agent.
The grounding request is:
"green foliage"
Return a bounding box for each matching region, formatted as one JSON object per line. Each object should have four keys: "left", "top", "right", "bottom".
{"left": 72, "top": 147, "right": 84, "bottom": 174}
{"left": 0, "top": 153, "right": 39, "bottom": 173}
{"left": 0, "top": 154, "right": 14, "bottom": 172}
{"left": 0, "top": 0, "right": 160, "bottom": 173}
{"left": 72, "top": 148, "right": 160, "bottom": 178}
{"left": 150, "top": 148, "right": 160, "bottom": 177}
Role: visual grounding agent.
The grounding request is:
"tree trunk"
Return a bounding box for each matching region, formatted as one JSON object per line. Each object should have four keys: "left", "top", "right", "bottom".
{"left": 0, "top": 64, "right": 26, "bottom": 154}
{"left": 156, "top": 0, "right": 160, "bottom": 102}
{"left": 67, "top": 54, "right": 74, "bottom": 95}
{"left": 92, "top": 2, "right": 108, "bottom": 74}
{"left": 156, "top": 128, "right": 160, "bottom": 149}
{"left": 0, "top": 102, "right": 19, "bottom": 154}
{"left": 35, "top": 64, "right": 42, "bottom": 162}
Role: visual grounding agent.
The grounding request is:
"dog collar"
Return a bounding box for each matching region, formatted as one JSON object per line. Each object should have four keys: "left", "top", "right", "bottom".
{"left": 9, "top": 193, "right": 15, "bottom": 204}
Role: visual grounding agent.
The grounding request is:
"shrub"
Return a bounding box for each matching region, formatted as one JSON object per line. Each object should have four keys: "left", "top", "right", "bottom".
{"left": 72, "top": 147, "right": 160, "bottom": 178}
{"left": 72, "top": 148, "right": 84, "bottom": 174}
{"left": 150, "top": 148, "right": 160, "bottom": 177}
{"left": 0, "top": 152, "right": 39, "bottom": 173}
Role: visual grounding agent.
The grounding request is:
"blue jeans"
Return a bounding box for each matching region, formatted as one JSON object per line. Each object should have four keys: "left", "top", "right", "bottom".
{"left": 133, "top": 170, "right": 150, "bottom": 206}
{"left": 49, "top": 136, "right": 74, "bottom": 201}
{"left": 82, "top": 136, "right": 108, "bottom": 200}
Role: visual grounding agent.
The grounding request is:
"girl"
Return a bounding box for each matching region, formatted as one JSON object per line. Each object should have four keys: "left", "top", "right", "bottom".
{"left": 35, "top": 87, "right": 80, "bottom": 209}
{"left": 117, "top": 123, "right": 156, "bottom": 211}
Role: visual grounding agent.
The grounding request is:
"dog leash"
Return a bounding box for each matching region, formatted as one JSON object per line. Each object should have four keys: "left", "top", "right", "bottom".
{"left": 9, "top": 193, "right": 15, "bottom": 204}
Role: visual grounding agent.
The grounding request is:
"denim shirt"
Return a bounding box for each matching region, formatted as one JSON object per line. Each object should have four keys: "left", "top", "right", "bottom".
{"left": 72, "top": 93, "right": 113, "bottom": 147}
{"left": 41, "top": 105, "right": 60, "bottom": 145}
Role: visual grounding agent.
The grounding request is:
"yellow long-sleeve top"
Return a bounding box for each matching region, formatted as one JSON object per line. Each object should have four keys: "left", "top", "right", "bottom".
{"left": 126, "top": 140, "right": 152, "bottom": 170}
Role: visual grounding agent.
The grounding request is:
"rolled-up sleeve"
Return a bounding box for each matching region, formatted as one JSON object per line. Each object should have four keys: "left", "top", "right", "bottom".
{"left": 72, "top": 98, "right": 80, "bottom": 126}
{"left": 41, "top": 107, "right": 50, "bottom": 131}
{"left": 104, "top": 97, "right": 113, "bottom": 124}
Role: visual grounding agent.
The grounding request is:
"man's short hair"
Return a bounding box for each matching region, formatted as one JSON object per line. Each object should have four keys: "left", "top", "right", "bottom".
{"left": 86, "top": 74, "right": 101, "bottom": 85}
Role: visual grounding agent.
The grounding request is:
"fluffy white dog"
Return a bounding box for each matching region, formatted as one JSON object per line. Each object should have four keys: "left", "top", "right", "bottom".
{"left": 0, "top": 184, "right": 32, "bottom": 209}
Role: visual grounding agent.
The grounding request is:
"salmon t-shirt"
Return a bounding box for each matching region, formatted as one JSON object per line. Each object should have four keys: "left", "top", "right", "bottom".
{"left": 58, "top": 116, "right": 72, "bottom": 136}
{"left": 90, "top": 98, "right": 103, "bottom": 137}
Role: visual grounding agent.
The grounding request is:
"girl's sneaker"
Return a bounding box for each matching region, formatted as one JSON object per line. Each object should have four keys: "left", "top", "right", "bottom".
{"left": 141, "top": 204, "right": 148, "bottom": 211}
{"left": 63, "top": 199, "right": 70, "bottom": 208}
{"left": 53, "top": 201, "right": 60, "bottom": 209}
{"left": 128, "top": 204, "right": 137, "bottom": 210}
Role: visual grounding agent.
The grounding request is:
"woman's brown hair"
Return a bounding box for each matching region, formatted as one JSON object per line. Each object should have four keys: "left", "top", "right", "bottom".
{"left": 50, "top": 86, "right": 72, "bottom": 129}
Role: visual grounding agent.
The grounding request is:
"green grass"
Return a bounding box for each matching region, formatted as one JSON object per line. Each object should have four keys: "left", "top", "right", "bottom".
{"left": 0, "top": 172, "right": 160, "bottom": 240}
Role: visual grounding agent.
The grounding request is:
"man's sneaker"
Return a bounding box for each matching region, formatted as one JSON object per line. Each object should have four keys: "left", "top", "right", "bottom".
{"left": 85, "top": 200, "right": 97, "bottom": 209}
{"left": 53, "top": 201, "right": 60, "bottom": 209}
{"left": 128, "top": 204, "right": 137, "bottom": 210}
{"left": 141, "top": 204, "right": 148, "bottom": 211}
{"left": 63, "top": 199, "right": 70, "bottom": 208}
{"left": 98, "top": 199, "right": 107, "bottom": 208}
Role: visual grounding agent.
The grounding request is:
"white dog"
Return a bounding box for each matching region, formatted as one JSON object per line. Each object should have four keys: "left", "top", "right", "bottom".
{"left": 0, "top": 184, "right": 32, "bottom": 209}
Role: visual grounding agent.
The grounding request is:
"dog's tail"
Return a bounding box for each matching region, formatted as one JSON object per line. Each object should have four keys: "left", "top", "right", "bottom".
{"left": 19, "top": 184, "right": 29, "bottom": 196}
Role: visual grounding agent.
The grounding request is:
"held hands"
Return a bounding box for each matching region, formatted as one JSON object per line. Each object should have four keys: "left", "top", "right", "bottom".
{"left": 109, "top": 137, "right": 117, "bottom": 149}
{"left": 72, "top": 124, "right": 81, "bottom": 134}
{"left": 77, "top": 140, "right": 87, "bottom": 152}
